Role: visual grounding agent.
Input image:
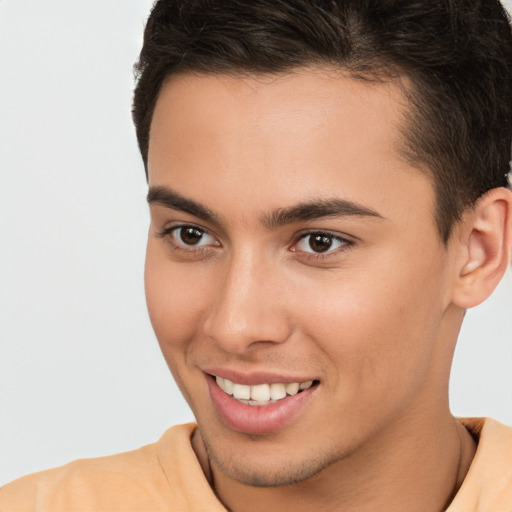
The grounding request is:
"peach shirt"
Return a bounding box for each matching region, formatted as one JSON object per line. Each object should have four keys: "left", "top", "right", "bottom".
{"left": 0, "top": 418, "right": 510, "bottom": 511}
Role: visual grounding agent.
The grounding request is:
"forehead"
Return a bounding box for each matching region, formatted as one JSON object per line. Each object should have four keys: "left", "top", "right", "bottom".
{"left": 147, "top": 68, "right": 434, "bottom": 228}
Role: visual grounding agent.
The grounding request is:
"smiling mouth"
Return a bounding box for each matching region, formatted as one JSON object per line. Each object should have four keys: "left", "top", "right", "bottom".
{"left": 213, "top": 375, "right": 318, "bottom": 406}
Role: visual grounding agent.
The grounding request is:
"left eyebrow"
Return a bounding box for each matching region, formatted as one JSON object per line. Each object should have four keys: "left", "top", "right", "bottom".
{"left": 261, "top": 198, "right": 385, "bottom": 228}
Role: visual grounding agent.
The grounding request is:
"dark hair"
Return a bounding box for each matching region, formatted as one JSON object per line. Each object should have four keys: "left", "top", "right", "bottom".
{"left": 133, "top": 0, "right": 512, "bottom": 242}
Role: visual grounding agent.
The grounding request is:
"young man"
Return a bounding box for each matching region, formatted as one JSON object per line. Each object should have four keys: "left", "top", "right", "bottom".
{"left": 1, "top": 1, "right": 511, "bottom": 511}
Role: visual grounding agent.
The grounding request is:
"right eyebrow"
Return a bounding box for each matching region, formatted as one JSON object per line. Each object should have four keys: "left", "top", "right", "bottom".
{"left": 147, "top": 186, "right": 219, "bottom": 223}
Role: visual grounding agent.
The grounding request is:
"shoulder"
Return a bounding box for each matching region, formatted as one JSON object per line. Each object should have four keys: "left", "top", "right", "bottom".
{"left": 461, "top": 416, "right": 512, "bottom": 462}
{"left": 448, "top": 417, "right": 512, "bottom": 512}
{"left": 0, "top": 423, "right": 198, "bottom": 512}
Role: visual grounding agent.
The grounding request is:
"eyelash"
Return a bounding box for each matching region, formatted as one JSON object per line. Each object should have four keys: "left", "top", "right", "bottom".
{"left": 158, "top": 224, "right": 353, "bottom": 260}
{"left": 158, "top": 224, "right": 219, "bottom": 255}
{"left": 293, "top": 231, "right": 353, "bottom": 260}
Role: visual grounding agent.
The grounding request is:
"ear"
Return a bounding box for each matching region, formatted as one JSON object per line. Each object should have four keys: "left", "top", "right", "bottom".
{"left": 451, "top": 187, "right": 512, "bottom": 309}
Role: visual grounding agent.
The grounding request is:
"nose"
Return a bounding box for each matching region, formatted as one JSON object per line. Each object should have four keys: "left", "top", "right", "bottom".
{"left": 203, "top": 248, "right": 292, "bottom": 354}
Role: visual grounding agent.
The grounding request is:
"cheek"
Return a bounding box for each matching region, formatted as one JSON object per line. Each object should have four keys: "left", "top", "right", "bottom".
{"left": 144, "top": 240, "right": 213, "bottom": 357}
{"left": 144, "top": 241, "right": 222, "bottom": 411}
{"left": 298, "top": 255, "right": 447, "bottom": 403}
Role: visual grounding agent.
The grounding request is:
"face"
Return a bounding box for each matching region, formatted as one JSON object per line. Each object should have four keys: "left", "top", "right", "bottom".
{"left": 145, "top": 69, "right": 458, "bottom": 486}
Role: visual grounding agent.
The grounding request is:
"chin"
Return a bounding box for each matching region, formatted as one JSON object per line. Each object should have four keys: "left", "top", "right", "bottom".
{"left": 200, "top": 427, "right": 340, "bottom": 487}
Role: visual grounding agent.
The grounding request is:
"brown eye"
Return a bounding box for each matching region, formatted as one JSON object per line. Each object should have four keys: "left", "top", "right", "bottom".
{"left": 179, "top": 227, "right": 204, "bottom": 245}
{"left": 309, "top": 234, "right": 333, "bottom": 253}
{"left": 295, "top": 232, "right": 348, "bottom": 255}
{"left": 168, "top": 225, "right": 217, "bottom": 247}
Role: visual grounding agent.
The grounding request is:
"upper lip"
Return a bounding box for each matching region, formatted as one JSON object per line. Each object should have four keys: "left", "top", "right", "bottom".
{"left": 203, "top": 367, "right": 318, "bottom": 386}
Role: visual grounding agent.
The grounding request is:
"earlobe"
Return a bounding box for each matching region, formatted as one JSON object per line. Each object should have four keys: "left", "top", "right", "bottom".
{"left": 452, "top": 187, "right": 512, "bottom": 309}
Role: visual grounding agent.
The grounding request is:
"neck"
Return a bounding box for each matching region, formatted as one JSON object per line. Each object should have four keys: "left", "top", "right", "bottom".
{"left": 194, "top": 410, "right": 476, "bottom": 512}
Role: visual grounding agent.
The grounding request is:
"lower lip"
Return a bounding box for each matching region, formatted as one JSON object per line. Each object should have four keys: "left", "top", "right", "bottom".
{"left": 206, "top": 375, "right": 317, "bottom": 435}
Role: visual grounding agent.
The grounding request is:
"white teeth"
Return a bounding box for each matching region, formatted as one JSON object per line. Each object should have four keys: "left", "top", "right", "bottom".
{"left": 251, "top": 384, "right": 270, "bottom": 401}
{"left": 223, "top": 378, "right": 234, "bottom": 395}
{"left": 270, "top": 383, "right": 287, "bottom": 400}
{"left": 232, "top": 383, "right": 251, "bottom": 400}
{"left": 286, "top": 382, "right": 300, "bottom": 395}
{"left": 215, "top": 376, "right": 315, "bottom": 404}
{"left": 299, "top": 380, "right": 313, "bottom": 390}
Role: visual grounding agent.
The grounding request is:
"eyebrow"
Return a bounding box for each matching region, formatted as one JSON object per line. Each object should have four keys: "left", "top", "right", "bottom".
{"left": 147, "top": 186, "right": 384, "bottom": 227}
{"left": 147, "top": 186, "right": 218, "bottom": 223}
{"left": 261, "top": 198, "right": 384, "bottom": 228}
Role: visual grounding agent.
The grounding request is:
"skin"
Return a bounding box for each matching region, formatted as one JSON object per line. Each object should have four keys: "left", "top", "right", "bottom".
{"left": 145, "top": 68, "right": 484, "bottom": 511}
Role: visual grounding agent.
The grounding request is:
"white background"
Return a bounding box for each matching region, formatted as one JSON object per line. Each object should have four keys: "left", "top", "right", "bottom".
{"left": 0, "top": 0, "right": 511, "bottom": 486}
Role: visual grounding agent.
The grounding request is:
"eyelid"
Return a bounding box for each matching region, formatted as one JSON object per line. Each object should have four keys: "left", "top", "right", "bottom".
{"left": 291, "top": 230, "right": 353, "bottom": 256}
{"left": 158, "top": 223, "right": 221, "bottom": 248}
